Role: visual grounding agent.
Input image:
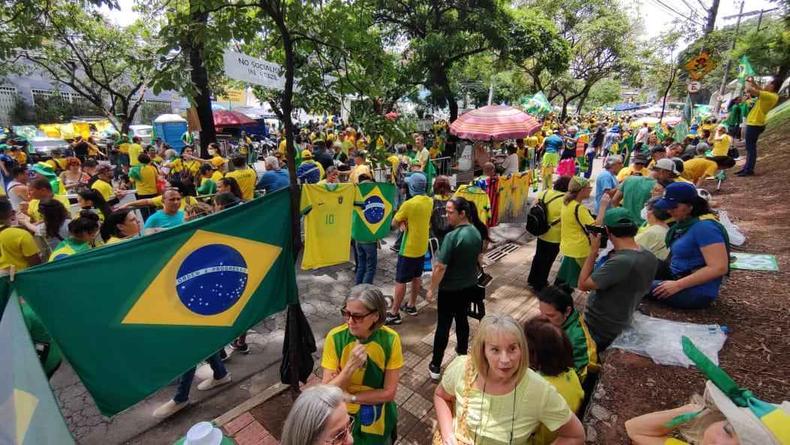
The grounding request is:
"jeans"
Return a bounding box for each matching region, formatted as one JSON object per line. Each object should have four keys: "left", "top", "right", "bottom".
{"left": 743, "top": 125, "right": 765, "bottom": 174}
{"left": 174, "top": 352, "right": 227, "bottom": 403}
{"left": 431, "top": 287, "right": 473, "bottom": 367}
{"left": 649, "top": 280, "right": 714, "bottom": 309}
{"left": 584, "top": 151, "right": 595, "bottom": 179}
{"left": 355, "top": 242, "right": 378, "bottom": 284}
{"left": 527, "top": 239, "right": 560, "bottom": 291}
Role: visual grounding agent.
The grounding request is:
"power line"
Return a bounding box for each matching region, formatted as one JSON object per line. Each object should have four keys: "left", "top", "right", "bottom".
{"left": 647, "top": 0, "right": 706, "bottom": 26}
{"left": 677, "top": 0, "right": 707, "bottom": 18}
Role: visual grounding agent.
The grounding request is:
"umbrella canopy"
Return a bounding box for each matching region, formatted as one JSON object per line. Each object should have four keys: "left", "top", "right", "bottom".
{"left": 450, "top": 105, "right": 541, "bottom": 141}
{"left": 213, "top": 110, "right": 257, "bottom": 128}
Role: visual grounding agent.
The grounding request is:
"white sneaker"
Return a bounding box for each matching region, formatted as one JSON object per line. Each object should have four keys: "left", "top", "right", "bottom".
{"left": 197, "top": 373, "right": 232, "bottom": 391}
{"left": 153, "top": 399, "right": 187, "bottom": 418}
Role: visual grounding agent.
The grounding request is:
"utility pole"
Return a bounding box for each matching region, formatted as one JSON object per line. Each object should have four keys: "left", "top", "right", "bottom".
{"left": 713, "top": 0, "right": 744, "bottom": 114}
{"left": 704, "top": 0, "right": 720, "bottom": 35}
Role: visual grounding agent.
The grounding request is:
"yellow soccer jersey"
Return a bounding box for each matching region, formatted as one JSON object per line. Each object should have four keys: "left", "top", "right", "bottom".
{"left": 300, "top": 183, "right": 355, "bottom": 270}
{"left": 497, "top": 175, "right": 513, "bottom": 220}
{"left": 453, "top": 185, "right": 491, "bottom": 224}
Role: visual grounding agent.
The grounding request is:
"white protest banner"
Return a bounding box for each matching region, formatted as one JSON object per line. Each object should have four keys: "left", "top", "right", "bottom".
{"left": 223, "top": 50, "right": 286, "bottom": 90}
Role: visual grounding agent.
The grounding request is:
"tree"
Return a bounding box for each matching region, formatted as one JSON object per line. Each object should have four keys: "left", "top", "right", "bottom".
{"left": 518, "top": 0, "right": 638, "bottom": 119}
{"left": 371, "top": 0, "right": 567, "bottom": 121}
{"left": 584, "top": 78, "right": 622, "bottom": 110}
{"left": 15, "top": 2, "right": 160, "bottom": 134}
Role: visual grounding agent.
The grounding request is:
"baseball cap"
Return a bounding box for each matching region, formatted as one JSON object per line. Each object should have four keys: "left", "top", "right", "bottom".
{"left": 632, "top": 153, "right": 648, "bottom": 165}
{"left": 654, "top": 182, "right": 697, "bottom": 210}
{"left": 300, "top": 149, "right": 313, "bottom": 159}
{"left": 603, "top": 207, "right": 637, "bottom": 227}
{"left": 652, "top": 158, "right": 679, "bottom": 175}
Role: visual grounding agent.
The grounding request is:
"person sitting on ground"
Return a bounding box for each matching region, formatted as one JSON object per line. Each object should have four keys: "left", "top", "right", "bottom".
{"left": 682, "top": 145, "right": 736, "bottom": 187}
{"left": 281, "top": 384, "right": 353, "bottom": 445}
{"left": 537, "top": 285, "right": 598, "bottom": 383}
{"left": 321, "top": 285, "right": 402, "bottom": 444}
{"left": 434, "top": 313, "right": 585, "bottom": 445}
{"left": 635, "top": 197, "right": 671, "bottom": 260}
{"left": 25, "top": 178, "right": 72, "bottom": 223}
{"left": 256, "top": 156, "right": 290, "bottom": 193}
{"left": 709, "top": 124, "right": 732, "bottom": 158}
{"left": 525, "top": 316, "right": 585, "bottom": 445}
{"left": 225, "top": 155, "right": 257, "bottom": 200}
{"left": 49, "top": 211, "right": 101, "bottom": 261}
{"left": 101, "top": 209, "right": 141, "bottom": 245}
{"left": 0, "top": 197, "right": 41, "bottom": 271}
{"left": 650, "top": 182, "right": 729, "bottom": 309}
{"left": 578, "top": 207, "right": 659, "bottom": 351}
{"left": 296, "top": 149, "right": 325, "bottom": 184}
{"left": 555, "top": 176, "right": 606, "bottom": 290}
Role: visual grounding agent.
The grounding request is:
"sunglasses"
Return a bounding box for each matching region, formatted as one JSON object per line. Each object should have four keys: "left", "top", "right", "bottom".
{"left": 325, "top": 416, "right": 354, "bottom": 444}
{"left": 340, "top": 309, "right": 374, "bottom": 323}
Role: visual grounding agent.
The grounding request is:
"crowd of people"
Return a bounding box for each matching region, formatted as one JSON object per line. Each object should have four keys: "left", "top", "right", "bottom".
{"left": 0, "top": 74, "right": 784, "bottom": 445}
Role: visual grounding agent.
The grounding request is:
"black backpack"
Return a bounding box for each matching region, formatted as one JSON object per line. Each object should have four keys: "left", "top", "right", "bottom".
{"left": 526, "top": 191, "right": 563, "bottom": 236}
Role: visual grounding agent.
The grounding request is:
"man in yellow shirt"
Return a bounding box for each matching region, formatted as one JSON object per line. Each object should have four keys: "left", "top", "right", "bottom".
{"left": 739, "top": 77, "right": 780, "bottom": 176}
{"left": 128, "top": 137, "right": 144, "bottom": 167}
{"left": 129, "top": 153, "right": 160, "bottom": 198}
{"left": 683, "top": 146, "right": 736, "bottom": 187}
{"left": 0, "top": 197, "right": 41, "bottom": 270}
{"left": 90, "top": 164, "right": 116, "bottom": 203}
{"left": 349, "top": 151, "right": 371, "bottom": 184}
{"left": 710, "top": 125, "right": 732, "bottom": 157}
{"left": 225, "top": 156, "right": 258, "bottom": 201}
{"left": 25, "top": 178, "right": 72, "bottom": 223}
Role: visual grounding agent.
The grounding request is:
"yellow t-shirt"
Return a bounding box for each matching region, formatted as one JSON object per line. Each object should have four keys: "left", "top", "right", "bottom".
{"left": 349, "top": 164, "right": 372, "bottom": 184}
{"left": 394, "top": 195, "right": 432, "bottom": 258}
{"left": 537, "top": 189, "right": 565, "bottom": 244}
{"left": 453, "top": 185, "right": 491, "bottom": 223}
{"left": 526, "top": 135, "right": 539, "bottom": 148}
{"left": 132, "top": 164, "right": 159, "bottom": 196}
{"left": 278, "top": 139, "right": 287, "bottom": 155}
{"left": 0, "top": 226, "right": 40, "bottom": 270}
{"left": 28, "top": 195, "right": 73, "bottom": 223}
{"left": 386, "top": 155, "right": 400, "bottom": 184}
{"left": 210, "top": 156, "right": 227, "bottom": 170}
{"left": 150, "top": 195, "right": 198, "bottom": 210}
{"left": 106, "top": 236, "right": 125, "bottom": 245}
{"left": 225, "top": 167, "right": 257, "bottom": 201}
{"left": 117, "top": 143, "right": 130, "bottom": 154}
{"left": 440, "top": 356, "right": 573, "bottom": 445}
{"left": 91, "top": 179, "right": 113, "bottom": 202}
{"left": 211, "top": 170, "right": 224, "bottom": 183}
{"left": 746, "top": 90, "right": 779, "bottom": 127}
{"left": 560, "top": 200, "right": 595, "bottom": 258}
{"left": 128, "top": 143, "right": 143, "bottom": 166}
{"left": 532, "top": 369, "right": 584, "bottom": 445}
{"left": 300, "top": 184, "right": 356, "bottom": 270}
{"left": 682, "top": 158, "right": 718, "bottom": 183}
{"left": 711, "top": 134, "right": 731, "bottom": 157}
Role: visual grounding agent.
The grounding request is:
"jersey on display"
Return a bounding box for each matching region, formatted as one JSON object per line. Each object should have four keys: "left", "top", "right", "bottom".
{"left": 300, "top": 183, "right": 356, "bottom": 270}
{"left": 352, "top": 183, "right": 396, "bottom": 243}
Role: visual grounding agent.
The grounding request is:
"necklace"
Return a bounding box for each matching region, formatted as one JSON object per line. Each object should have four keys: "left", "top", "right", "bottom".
{"left": 473, "top": 376, "right": 518, "bottom": 445}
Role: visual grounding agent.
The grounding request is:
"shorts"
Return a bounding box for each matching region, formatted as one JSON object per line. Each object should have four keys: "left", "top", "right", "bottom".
{"left": 542, "top": 152, "right": 559, "bottom": 168}
{"left": 396, "top": 255, "right": 424, "bottom": 283}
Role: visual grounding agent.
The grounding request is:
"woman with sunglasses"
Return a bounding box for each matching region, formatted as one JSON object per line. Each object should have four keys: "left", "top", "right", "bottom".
{"left": 321, "top": 285, "right": 402, "bottom": 444}
{"left": 281, "top": 384, "right": 354, "bottom": 445}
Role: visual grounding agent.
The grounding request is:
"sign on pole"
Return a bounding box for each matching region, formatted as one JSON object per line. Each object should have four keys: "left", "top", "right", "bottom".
{"left": 687, "top": 81, "right": 701, "bottom": 93}
{"left": 223, "top": 50, "right": 286, "bottom": 91}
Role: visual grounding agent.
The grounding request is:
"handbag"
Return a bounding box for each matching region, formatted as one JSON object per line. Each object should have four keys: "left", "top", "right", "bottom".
{"left": 467, "top": 265, "right": 490, "bottom": 320}
{"left": 433, "top": 357, "right": 476, "bottom": 445}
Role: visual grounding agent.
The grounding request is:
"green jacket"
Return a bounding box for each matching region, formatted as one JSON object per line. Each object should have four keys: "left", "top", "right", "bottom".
{"left": 562, "top": 309, "right": 599, "bottom": 382}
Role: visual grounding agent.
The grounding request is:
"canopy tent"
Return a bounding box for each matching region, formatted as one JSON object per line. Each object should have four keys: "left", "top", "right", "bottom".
{"left": 449, "top": 104, "right": 541, "bottom": 141}
{"left": 213, "top": 110, "right": 257, "bottom": 129}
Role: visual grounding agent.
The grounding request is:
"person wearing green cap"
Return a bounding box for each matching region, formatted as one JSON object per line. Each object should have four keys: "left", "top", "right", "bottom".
{"left": 577, "top": 206, "right": 658, "bottom": 350}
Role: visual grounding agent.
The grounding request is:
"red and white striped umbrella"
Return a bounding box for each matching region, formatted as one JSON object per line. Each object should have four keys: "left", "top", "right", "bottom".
{"left": 449, "top": 105, "right": 541, "bottom": 141}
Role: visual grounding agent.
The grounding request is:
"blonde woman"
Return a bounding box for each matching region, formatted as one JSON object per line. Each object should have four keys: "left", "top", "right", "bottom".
{"left": 555, "top": 176, "right": 606, "bottom": 289}
{"left": 433, "top": 314, "right": 584, "bottom": 445}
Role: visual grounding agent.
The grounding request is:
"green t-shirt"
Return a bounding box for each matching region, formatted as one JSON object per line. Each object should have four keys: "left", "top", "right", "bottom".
{"left": 620, "top": 175, "right": 656, "bottom": 226}
{"left": 437, "top": 224, "right": 482, "bottom": 291}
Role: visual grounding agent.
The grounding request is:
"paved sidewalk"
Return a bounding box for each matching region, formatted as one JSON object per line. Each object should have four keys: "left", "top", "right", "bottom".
{"left": 214, "top": 235, "right": 558, "bottom": 445}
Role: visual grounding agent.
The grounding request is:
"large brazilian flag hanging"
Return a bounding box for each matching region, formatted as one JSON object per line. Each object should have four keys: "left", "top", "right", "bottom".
{"left": 4, "top": 189, "right": 298, "bottom": 415}
{"left": 352, "top": 183, "right": 396, "bottom": 243}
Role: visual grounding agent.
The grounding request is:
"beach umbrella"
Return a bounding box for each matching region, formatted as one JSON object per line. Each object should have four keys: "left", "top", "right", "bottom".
{"left": 449, "top": 105, "right": 541, "bottom": 141}
{"left": 213, "top": 110, "right": 257, "bottom": 129}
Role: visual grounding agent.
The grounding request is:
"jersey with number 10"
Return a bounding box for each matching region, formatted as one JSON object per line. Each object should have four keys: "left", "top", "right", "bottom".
{"left": 300, "top": 183, "right": 355, "bottom": 270}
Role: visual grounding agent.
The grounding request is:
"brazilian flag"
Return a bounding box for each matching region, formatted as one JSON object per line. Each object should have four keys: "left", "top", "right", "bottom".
{"left": 352, "top": 183, "right": 396, "bottom": 243}
{"left": 3, "top": 190, "right": 298, "bottom": 415}
{"left": 1, "top": 296, "right": 74, "bottom": 444}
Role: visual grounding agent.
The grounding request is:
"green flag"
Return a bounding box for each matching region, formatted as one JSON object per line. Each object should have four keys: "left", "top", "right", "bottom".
{"left": 737, "top": 55, "right": 755, "bottom": 85}
{"left": 0, "top": 296, "right": 74, "bottom": 445}
{"left": 352, "top": 183, "right": 396, "bottom": 243}
{"left": 5, "top": 190, "right": 298, "bottom": 415}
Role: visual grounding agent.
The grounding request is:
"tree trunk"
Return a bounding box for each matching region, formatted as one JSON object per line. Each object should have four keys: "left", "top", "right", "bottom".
{"left": 560, "top": 95, "right": 569, "bottom": 121}
{"left": 436, "top": 67, "right": 459, "bottom": 122}
{"left": 185, "top": 2, "right": 216, "bottom": 157}
{"left": 704, "top": 0, "right": 720, "bottom": 36}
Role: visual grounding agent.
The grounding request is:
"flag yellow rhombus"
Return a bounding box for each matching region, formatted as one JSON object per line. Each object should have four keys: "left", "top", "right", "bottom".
{"left": 122, "top": 230, "right": 281, "bottom": 327}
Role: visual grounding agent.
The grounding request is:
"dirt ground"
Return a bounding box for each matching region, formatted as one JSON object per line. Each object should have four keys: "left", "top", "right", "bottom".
{"left": 586, "top": 118, "right": 790, "bottom": 443}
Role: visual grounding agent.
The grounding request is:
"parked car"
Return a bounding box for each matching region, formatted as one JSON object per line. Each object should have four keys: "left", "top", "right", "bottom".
{"left": 97, "top": 125, "right": 154, "bottom": 149}
{"left": 29, "top": 134, "right": 71, "bottom": 161}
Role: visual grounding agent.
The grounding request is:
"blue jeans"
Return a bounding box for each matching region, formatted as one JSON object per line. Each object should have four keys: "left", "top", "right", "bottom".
{"left": 649, "top": 280, "right": 714, "bottom": 309}
{"left": 355, "top": 242, "right": 378, "bottom": 284}
{"left": 743, "top": 125, "right": 765, "bottom": 173}
{"left": 174, "top": 352, "right": 227, "bottom": 403}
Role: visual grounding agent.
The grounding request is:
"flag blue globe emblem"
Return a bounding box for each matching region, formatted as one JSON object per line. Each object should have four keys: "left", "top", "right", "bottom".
{"left": 363, "top": 195, "right": 386, "bottom": 224}
{"left": 176, "top": 244, "right": 249, "bottom": 316}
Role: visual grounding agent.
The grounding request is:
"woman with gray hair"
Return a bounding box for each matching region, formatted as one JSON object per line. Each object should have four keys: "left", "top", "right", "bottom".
{"left": 321, "top": 285, "right": 403, "bottom": 444}
{"left": 281, "top": 384, "right": 353, "bottom": 445}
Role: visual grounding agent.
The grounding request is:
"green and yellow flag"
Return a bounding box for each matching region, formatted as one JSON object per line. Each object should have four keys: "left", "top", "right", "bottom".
{"left": 5, "top": 190, "right": 298, "bottom": 415}
{"left": 0, "top": 296, "right": 74, "bottom": 444}
{"left": 352, "top": 183, "right": 396, "bottom": 243}
{"left": 737, "top": 55, "right": 755, "bottom": 85}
